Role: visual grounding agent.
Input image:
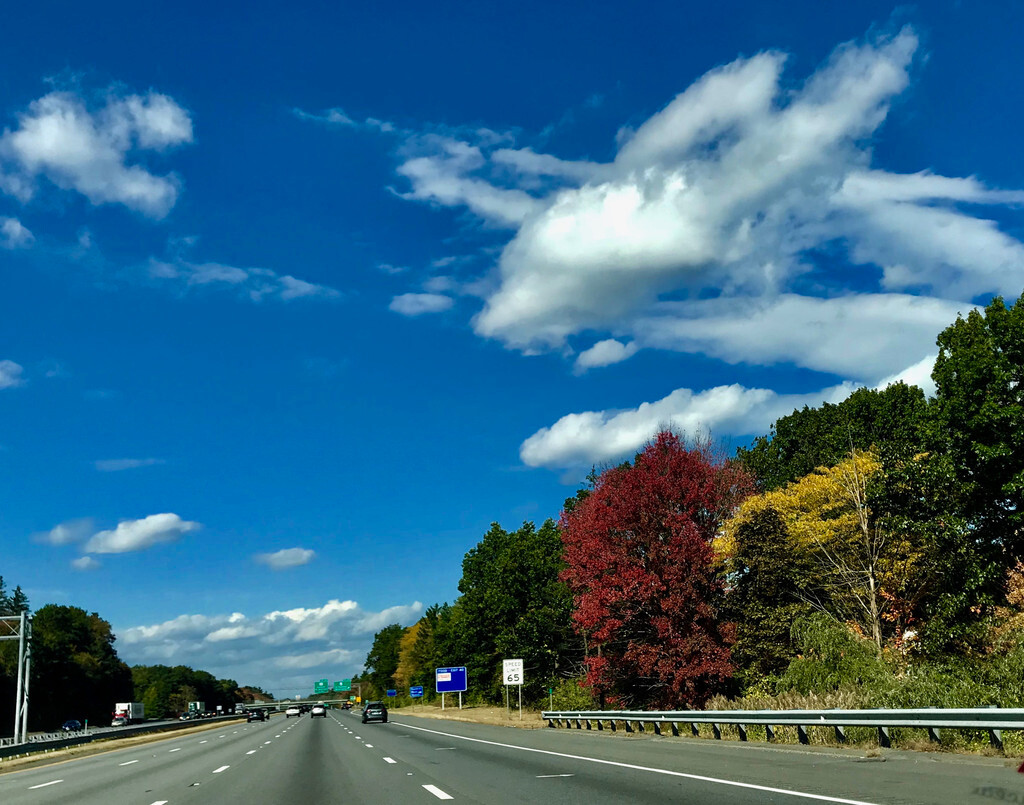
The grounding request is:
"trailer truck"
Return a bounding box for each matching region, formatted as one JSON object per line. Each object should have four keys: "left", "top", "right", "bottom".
{"left": 112, "top": 702, "right": 144, "bottom": 726}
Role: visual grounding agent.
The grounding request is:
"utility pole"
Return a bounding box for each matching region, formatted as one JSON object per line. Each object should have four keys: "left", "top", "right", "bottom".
{"left": 1, "top": 613, "right": 31, "bottom": 744}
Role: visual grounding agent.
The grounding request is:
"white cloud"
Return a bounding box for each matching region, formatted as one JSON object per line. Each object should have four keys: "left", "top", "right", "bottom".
{"left": 35, "top": 517, "right": 94, "bottom": 545}
{"left": 574, "top": 339, "right": 638, "bottom": 373}
{"left": 0, "top": 217, "right": 33, "bottom": 248}
{"left": 71, "top": 556, "right": 100, "bottom": 571}
{"left": 520, "top": 381, "right": 856, "bottom": 473}
{"left": 0, "top": 360, "right": 25, "bottom": 389}
{"left": 253, "top": 547, "right": 317, "bottom": 570}
{"left": 94, "top": 457, "right": 164, "bottom": 472}
{"left": 630, "top": 294, "right": 967, "bottom": 381}
{"left": 376, "top": 27, "right": 1020, "bottom": 377}
{"left": 84, "top": 513, "right": 200, "bottom": 554}
{"left": 148, "top": 258, "right": 340, "bottom": 303}
{"left": 0, "top": 88, "right": 192, "bottom": 217}
{"left": 389, "top": 292, "right": 454, "bottom": 316}
{"left": 117, "top": 598, "right": 423, "bottom": 695}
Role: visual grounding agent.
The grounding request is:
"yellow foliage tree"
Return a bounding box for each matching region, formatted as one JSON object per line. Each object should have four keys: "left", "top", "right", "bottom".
{"left": 393, "top": 621, "right": 422, "bottom": 690}
{"left": 722, "top": 449, "right": 922, "bottom": 651}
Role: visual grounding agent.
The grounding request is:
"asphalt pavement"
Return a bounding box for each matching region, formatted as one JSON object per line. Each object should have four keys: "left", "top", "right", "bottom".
{"left": 0, "top": 709, "right": 1021, "bottom": 804}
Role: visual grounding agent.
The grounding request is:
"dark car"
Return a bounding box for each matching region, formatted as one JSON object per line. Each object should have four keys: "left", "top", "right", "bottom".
{"left": 341, "top": 702, "right": 353, "bottom": 710}
{"left": 61, "top": 719, "right": 83, "bottom": 732}
{"left": 361, "top": 702, "right": 388, "bottom": 724}
{"left": 247, "top": 709, "right": 266, "bottom": 722}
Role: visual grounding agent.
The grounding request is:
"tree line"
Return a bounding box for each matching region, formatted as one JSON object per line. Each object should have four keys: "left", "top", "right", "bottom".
{"left": 0, "top": 584, "right": 272, "bottom": 733}
{"left": 363, "top": 293, "right": 1024, "bottom": 712}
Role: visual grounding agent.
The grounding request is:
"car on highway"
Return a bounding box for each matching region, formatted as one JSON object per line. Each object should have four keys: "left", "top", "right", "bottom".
{"left": 311, "top": 705, "right": 327, "bottom": 718}
{"left": 247, "top": 709, "right": 266, "bottom": 722}
{"left": 61, "top": 719, "right": 83, "bottom": 732}
{"left": 285, "top": 706, "right": 302, "bottom": 718}
{"left": 341, "top": 702, "right": 353, "bottom": 710}
{"left": 361, "top": 702, "right": 388, "bottom": 724}
{"left": 111, "top": 716, "right": 129, "bottom": 727}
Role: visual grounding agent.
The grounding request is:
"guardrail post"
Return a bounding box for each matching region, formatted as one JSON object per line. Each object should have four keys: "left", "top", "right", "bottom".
{"left": 596, "top": 719, "right": 603, "bottom": 731}
{"left": 585, "top": 719, "right": 591, "bottom": 730}
{"left": 988, "top": 705, "right": 1003, "bottom": 752}
{"left": 636, "top": 720, "right": 645, "bottom": 733}
{"left": 712, "top": 723, "right": 721, "bottom": 740}
{"left": 797, "top": 725, "right": 809, "bottom": 745}
{"left": 877, "top": 726, "right": 891, "bottom": 748}
{"left": 690, "top": 723, "right": 699, "bottom": 737}
{"left": 564, "top": 718, "right": 571, "bottom": 729}
{"left": 765, "top": 724, "right": 775, "bottom": 742}
{"left": 670, "top": 721, "right": 679, "bottom": 737}
{"left": 737, "top": 724, "right": 747, "bottom": 742}
{"left": 609, "top": 720, "right": 616, "bottom": 732}
{"left": 575, "top": 718, "right": 582, "bottom": 730}
{"left": 834, "top": 726, "right": 846, "bottom": 743}
{"left": 624, "top": 720, "right": 634, "bottom": 733}
{"left": 546, "top": 718, "right": 556, "bottom": 728}
{"left": 652, "top": 721, "right": 661, "bottom": 736}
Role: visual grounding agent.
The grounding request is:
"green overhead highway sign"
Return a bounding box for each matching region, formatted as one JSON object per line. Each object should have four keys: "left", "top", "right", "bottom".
{"left": 341, "top": 678, "right": 351, "bottom": 691}
{"left": 314, "top": 678, "right": 329, "bottom": 694}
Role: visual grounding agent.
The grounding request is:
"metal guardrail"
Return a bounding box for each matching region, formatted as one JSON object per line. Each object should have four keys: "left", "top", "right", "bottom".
{"left": 542, "top": 707, "right": 1024, "bottom": 751}
{"left": 0, "top": 714, "right": 248, "bottom": 760}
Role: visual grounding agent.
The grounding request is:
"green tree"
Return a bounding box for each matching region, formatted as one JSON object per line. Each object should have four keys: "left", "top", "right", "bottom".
{"left": 737, "top": 383, "right": 928, "bottom": 491}
{"left": 364, "top": 623, "right": 405, "bottom": 697}
{"left": 931, "top": 293, "right": 1024, "bottom": 560}
{"left": 453, "top": 519, "right": 580, "bottom": 703}
{"left": 31, "top": 605, "right": 133, "bottom": 729}
{"left": 723, "top": 506, "right": 813, "bottom": 686}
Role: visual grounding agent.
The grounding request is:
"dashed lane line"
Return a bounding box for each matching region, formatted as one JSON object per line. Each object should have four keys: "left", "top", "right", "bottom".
{"left": 365, "top": 744, "right": 374, "bottom": 748}
{"left": 169, "top": 748, "right": 182, "bottom": 753}
{"left": 149, "top": 801, "right": 169, "bottom": 805}
{"left": 28, "top": 780, "right": 63, "bottom": 789}
{"left": 423, "top": 784, "right": 454, "bottom": 800}
{"left": 246, "top": 750, "right": 257, "bottom": 755}
{"left": 213, "top": 765, "right": 230, "bottom": 773}
{"left": 119, "top": 760, "right": 139, "bottom": 766}
{"left": 383, "top": 757, "right": 397, "bottom": 764}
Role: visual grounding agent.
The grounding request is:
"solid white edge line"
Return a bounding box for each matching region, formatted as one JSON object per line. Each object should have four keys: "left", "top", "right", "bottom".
{"left": 28, "top": 780, "right": 63, "bottom": 789}
{"left": 422, "top": 783, "right": 454, "bottom": 800}
{"left": 213, "top": 765, "right": 230, "bottom": 773}
{"left": 394, "top": 722, "right": 880, "bottom": 805}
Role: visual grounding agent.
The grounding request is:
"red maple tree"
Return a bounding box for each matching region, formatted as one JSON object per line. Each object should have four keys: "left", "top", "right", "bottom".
{"left": 560, "top": 431, "right": 754, "bottom": 709}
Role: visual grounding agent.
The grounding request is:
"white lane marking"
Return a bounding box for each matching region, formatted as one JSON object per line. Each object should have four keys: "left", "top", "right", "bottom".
{"left": 246, "top": 750, "right": 257, "bottom": 755}
{"left": 119, "top": 760, "right": 139, "bottom": 766}
{"left": 213, "top": 765, "right": 230, "bottom": 773}
{"left": 219, "top": 734, "right": 226, "bottom": 737}
{"left": 365, "top": 744, "right": 374, "bottom": 748}
{"left": 383, "top": 757, "right": 397, "bottom": 764}
{"left": 199, "top": 740, "right": 208, "bottom": 744}
{"left": 149, "top": 801, "right": 169, "bottom": 805}
{"left": 28, "top": 780, "right": 63, "bottom": 789}
{"left": 435, "top": 747, "right": 455, "bottom": 751}
{"left": 264, "top": 741, "right": 272, "bottom": 744}
{"left": 395, "top": 722, "right": 881, "bottom": 805}
{"left": 169, "top": 748, "right": 182, "bottom": 753}
{"left": 423, "top": 784, "right": 454, "bottom": 800}
{"left": 537, "top": 774, "right": 575, "bottom": 778}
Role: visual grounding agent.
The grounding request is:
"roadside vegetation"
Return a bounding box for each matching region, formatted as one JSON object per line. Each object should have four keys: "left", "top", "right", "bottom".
{"left": 365, "top": 293, "right": 1024, "bottom": 752}
{"left": 0, "top": 585, "right": 269, "bottom": 731}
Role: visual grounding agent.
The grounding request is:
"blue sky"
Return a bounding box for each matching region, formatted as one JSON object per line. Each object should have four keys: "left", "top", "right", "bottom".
{"left": 2, "top": 1, "right": 1022, "bottom": 696}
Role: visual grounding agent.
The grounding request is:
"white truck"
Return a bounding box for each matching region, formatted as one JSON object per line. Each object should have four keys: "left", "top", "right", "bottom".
{"left": 112, "top": 702, "right": 145, "bottom": 725}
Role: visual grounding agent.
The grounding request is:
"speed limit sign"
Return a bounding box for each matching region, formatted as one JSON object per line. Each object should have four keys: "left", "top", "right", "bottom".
{"left": 503, "top": 658, "right": 524, "bottom": 686}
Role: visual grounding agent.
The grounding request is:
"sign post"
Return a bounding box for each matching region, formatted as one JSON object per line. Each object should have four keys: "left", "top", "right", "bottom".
{"left": 503, "top": 659, "right": 524, "bottom": 720}
{"left": 435, "top": 666, "right": 467, "bottom": 711}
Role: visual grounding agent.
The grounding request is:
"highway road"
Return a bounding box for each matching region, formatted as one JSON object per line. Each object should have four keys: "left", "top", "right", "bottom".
{"left": 0, "top": 709, "right": 1020, "bottom": 804}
